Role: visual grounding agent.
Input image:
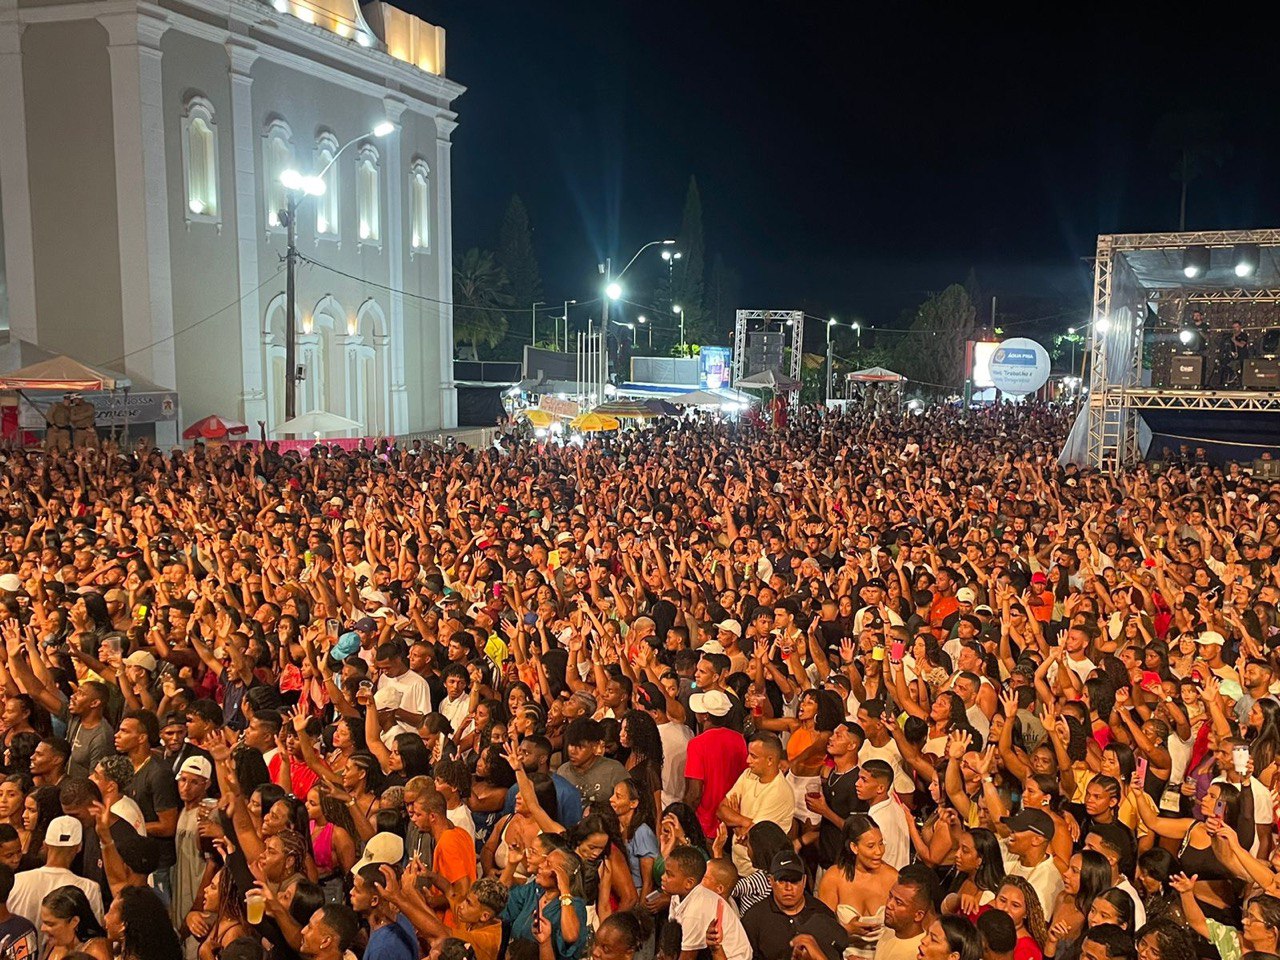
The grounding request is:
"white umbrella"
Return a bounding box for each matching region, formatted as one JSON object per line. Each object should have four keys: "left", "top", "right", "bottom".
{"left": 275, "top": 410, "right": 363, "bottom": 437}
{"left": 669, "top": 389, "right": 740, "bottom": 407}
{"left": 735, "top": 369, "right": 801, "bottom": 391}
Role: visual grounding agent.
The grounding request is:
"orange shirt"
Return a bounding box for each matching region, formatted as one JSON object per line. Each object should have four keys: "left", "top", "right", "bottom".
{"left": 930, "top": 594, "right": 958, "bottom": 641}
{"left": 433, "top": 825, "right": 477, "bottom": 925}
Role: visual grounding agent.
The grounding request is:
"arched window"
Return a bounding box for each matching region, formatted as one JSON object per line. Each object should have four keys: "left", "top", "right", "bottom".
{"left": 262, "top": 119, "right": 294, "bottom": 231}
{"left": 410, "top": 158, "right": 430, "bottom": 251}
{"left": 314, "top": 131, "right": 339, "bottom": 240}
{"left": 356, "top": 144, "right": 380, "bottom": 247}
{"left": 182, "top": 96, "right": 219, "bottom": 225}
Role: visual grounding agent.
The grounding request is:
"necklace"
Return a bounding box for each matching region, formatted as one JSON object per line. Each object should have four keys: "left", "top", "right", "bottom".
{"left": 827, "top": 766, "right": 855, "bottom": 790}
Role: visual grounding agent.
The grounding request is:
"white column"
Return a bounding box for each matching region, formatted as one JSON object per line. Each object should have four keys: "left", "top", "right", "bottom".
{"left": 434, "top": 112, "right": 457, "bottom": 429}
{"left": 382, "top": 95, "right": 408, "bottom": 433}
{"left": 226, "top": 39, "right": 267, "bottom": 430}
{"left": 0, "top": 17, "right": 38, "bottom": 342}
{"left": 99, "top": 10, "right": 176, "bottom": 406}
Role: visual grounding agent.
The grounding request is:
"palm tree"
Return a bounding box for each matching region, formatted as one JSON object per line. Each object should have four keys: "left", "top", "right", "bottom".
{"left": 1151, "top": 111, "right": 1233, "bottom": 231}
{"left": 453, "top": 248, "right": 513, "bottom": 360}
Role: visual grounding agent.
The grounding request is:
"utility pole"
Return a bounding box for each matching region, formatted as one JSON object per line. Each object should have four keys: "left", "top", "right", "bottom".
{"left": 531, "top": 301, "right": 545, "bottom": 347}
{"left": 561, "top": 299, "right": 576, "bottom": 352}
{"left": 825, "top": 318, "right": 835, "bottom": 405}
{"left": 283, "top": 193, "right": 300, "bottom": 420}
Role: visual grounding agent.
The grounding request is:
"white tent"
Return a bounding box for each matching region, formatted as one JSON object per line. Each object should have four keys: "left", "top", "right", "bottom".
{"left": 0, "top": 354, "right": 130, "bottom": 391}
{"left": 847, "top": 365, "right": 906, "bottom": 383}
{"left": 275, "top": 410, "right": 363, "bottom": 437}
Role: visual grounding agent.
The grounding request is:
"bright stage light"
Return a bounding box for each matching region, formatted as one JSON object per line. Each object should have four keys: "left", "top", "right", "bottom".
{"left": 1095, "top": 316, "right": 1111, "bottom": 334}
{"left": 1182, "top": 246, "right": 1210, "bottom": 279}
{"left": 1234, "top": 243, "right": 1260, "bottom": 278}
{"left": 1179, "top": 328, "right": 1194, "bottom": 345}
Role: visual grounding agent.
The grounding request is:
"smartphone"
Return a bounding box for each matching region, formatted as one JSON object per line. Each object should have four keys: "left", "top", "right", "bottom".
{"left": 1214, "top": 799, "right": 1227, "bottom": 820}
{"left": 890, "top": 640, "right": 905, "bottom": 661}
{"left": 1133, "top": 757, "right": 1148, "bottom": 793}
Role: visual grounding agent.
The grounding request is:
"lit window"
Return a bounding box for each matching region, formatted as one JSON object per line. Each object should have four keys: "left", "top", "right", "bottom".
{"left": 262, "top": 119, "right": 294, "bottom": 231}
{"left": 356, "top": 144, "right": 380, "bottom": 246}
{"left": 315, "top": 132, "right": 339, "bottom": 239}
{"left": 182, "top": 96, "right": 219, "bottom": 224}
{"left": 410, "top": 158, "right": 430, "bottom": 250}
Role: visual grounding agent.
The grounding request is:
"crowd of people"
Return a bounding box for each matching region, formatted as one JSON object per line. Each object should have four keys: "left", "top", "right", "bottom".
{"left": 0, "top": 400, "right": 1276, "bottom": 960}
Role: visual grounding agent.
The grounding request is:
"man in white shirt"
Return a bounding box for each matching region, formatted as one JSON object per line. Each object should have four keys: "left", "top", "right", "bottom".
{"left": 439, "top": 664, "right": 472, "bottom": 733}
{"left": 717, "top": 735, "right": 796, "bottom": 875}
{"left": 374, "top": 642, "right": 433, "bottom": 723}
{"left": 856, "top": 760, "right": 911, "bottom": 870}
{"left": 9, "top": 816, "right": 104, "bottom": 942}
{"left": 1000, "top": 809, "right": 1063, "bottom": 915}
{"left": 662, "top": 845, "right": 750, "bottom": 960}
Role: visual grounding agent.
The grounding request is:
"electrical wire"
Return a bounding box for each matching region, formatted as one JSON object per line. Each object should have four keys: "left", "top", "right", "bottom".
{"left": 94, "top": 266, "right": 286, "bottom": 370}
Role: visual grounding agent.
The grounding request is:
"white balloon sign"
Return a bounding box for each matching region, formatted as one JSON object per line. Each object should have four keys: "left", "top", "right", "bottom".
{"left": 988, "top": 338, "right": 1051, "bottom": 396}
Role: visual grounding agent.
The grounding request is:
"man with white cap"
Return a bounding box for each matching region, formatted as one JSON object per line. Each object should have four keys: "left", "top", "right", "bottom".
{"left": 9, "top": 815, "right": 104, "bottom": 935}
{"left": 712, "top": 619, "right": 748, "bottom": 674}
{"left": 684, "top": 690, "right": 748, "bottom": 837}
{"left": 172, "top": 755, "right": 213, "bottom": 929}
{"left": 1196, "top": 630, "right": 1240, "bottom": 685}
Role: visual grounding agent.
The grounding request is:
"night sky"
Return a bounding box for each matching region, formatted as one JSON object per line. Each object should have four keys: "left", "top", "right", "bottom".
{"left": 419, "top": 4, "right": 1280, "bottom": 336}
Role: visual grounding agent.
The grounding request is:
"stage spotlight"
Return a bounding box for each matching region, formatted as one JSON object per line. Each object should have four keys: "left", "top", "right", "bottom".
{"left": 1234, "top": 243, "right": 1260, "bottom": 278}
{"left": 1179, "top": 328, "right": 1194, "bottom": 346}
{"left": 1182, "top": 246, "right": 1210, "bottom": 279}
{"left": 1095, "top": 316, "right": 1112, "bottom": 334}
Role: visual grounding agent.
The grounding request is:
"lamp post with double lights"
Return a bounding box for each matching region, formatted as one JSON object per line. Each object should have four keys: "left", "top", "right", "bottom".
{"left": 279, "top": 121, "right": 396, "bottom": 422}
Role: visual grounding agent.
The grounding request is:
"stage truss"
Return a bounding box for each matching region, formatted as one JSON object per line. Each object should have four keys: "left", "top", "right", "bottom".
{"left": 732, "top": 310, "right": 804, "bottom": 402}
{"left": 1085, "top": 228, "right": 1280, "bottom": 470}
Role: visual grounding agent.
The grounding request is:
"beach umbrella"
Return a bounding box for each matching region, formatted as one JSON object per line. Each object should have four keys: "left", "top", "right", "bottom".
{"left": 569, "top": 412, "right": 620, "bottom": 432}
{"left": 520, "top": 409, "right": 557, "bottom": 428}
{"left": 275, "top": 410, "right": 363, "bottom": 437}
{"left": 183, "top": 415, "right": 250, "bottom": 440}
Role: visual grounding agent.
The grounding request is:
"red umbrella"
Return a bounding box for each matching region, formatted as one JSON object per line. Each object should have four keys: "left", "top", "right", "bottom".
{"left": 183, "top": 415, "right": 250, "bottom": 440}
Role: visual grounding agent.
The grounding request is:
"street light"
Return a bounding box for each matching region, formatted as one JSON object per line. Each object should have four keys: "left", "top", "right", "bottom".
{"left": 601, "top": 238, "right": 675, "bottom": 331}
{"left": 613, "top": 320, "right": 637, "bottom": 346}
{"left": 673, "top": 304, "right": 684, "bottom": 352}
{"left": 638, "top": 314, "right": 651, "bottom": 349}
{"left": 852, "top": 320, "right": 861, "bottom": 349}
{"left": 279, "top": 120, "right": 397, "bottom": 423}
{"left": 826, "top": 318, "right": 837, "bottom": 404}
{"left": 561, "top": 299, "right": 577, "bottom": 352}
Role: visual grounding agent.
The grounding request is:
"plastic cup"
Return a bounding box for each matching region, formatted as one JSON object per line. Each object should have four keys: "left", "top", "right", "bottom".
{"left": 246, "top": 890, "right": 265, "bottom": 924}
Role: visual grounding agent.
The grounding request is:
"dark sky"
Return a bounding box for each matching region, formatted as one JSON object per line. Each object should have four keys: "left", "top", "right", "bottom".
{"left": 418, "top": 3, "right": 1280, "bottom": 335}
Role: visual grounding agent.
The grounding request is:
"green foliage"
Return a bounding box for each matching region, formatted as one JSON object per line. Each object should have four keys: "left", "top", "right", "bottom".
{"left": 890, "top": 284, "right": 976, "bottom": 387}
{"left": 703, "top": 254, "right": 741, "bottom": 346}
{"left": 672, "top": 176, "right": 706, "bottom": 338}
{"left": 452, "top": 248, "right": 512, "bottom": 360}
{"left": 496, "top": 195, "right": 542, "bottom": 310}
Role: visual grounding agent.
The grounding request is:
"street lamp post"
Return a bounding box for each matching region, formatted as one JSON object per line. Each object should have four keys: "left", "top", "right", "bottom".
{"left": 638, "top": 315, "right": 651, "bottom": 349}
{"left": 280, "top": 121, "right": 396, "bottom": 422}
{"left": 826, "top": 318, "right": 836, "bottom": 404}
{"left": 673, "top": 304, "right": 684, "bottom": 353}
{"left": 853, "top": 321, "right": 861, "bottom": 350}
{"left": 604, "top": 238, "right": 675, "bottom": 330}
{"left": 561, "top": 299, "right": 577, "bottom": 352}
{"left": 531, "top": 301, "right": 546, "bottom": 347}
{"left": 661, "top": 249, "right": 682, "bottom": 316}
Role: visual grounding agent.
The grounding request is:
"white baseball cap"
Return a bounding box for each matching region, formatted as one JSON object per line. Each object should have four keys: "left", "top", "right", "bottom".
{"left": 352, "top": 831, "right": 404, "bottom": 875}
{"left": 716, "top": 620, "right": 742, "bottom": 637}
{"left": 46, "top": 815, "right": 83, "bottom": 847}
{"left": 179, "top": 756, "right": 213, "bottom": 780}
{"left": 1197, "top": 630, "right": 1226, "bottom": 647}
{"left": 689, "top": 689, "right": 732, "bottom": 717}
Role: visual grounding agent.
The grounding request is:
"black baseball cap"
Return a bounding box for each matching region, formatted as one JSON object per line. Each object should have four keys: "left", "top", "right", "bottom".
{"left": 1003, "top": 808, "right": 1055, "bottom": 841}
{"left": 769, "top": 851, "right": 805, "bottom": 882}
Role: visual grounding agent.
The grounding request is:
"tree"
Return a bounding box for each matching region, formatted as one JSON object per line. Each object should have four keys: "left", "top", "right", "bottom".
{"left": 671, "top": 176, "right": 706, "bottom": 339}
{"left": 702, "top": 254, "right": 741, "bottom": 346}
{"left": 893, "top": 284, "right": 976, "bottom": 388}
{"left": 452, "top": 248, "right": 512, "bottom": 360}
{"left": 1151, "top": 111, "right": 1233, "bottom": 230}
{"left": 495, "top": 195, "right": 542, "bottom": 311}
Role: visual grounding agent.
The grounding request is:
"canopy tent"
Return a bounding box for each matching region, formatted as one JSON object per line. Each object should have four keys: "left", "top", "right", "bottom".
{"left": 592, "top": 399, "right": 658, "bottom": 419}
{"left": 569, "top": 412, "right": 620, "bottom": 432}
{"left": 275, "top": 410, "right": 363, "bottom": 437}
{"left": 0, "top": 355, "right": 130, "bottom": 392}
{"left": 847, "top": 366, "right": 906, "bottom": 382}
{"left": 667, "top": 388, "right": 750, "bottom": 408}
{"left": 735, "top": 369, "right": 801, "bottom": 391}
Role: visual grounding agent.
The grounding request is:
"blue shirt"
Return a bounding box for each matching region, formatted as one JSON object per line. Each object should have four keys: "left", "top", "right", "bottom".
{"left": 364, "top": 914, "right": 416, "bottom": 960}
{"left": 502, "top": 880, "right": 587, "bottom": 960}
{"left": 625, "top": 823, "right": 660, "bottom": 890}
{"left": 501, "top": 774, "right": 584, "bottom": 824}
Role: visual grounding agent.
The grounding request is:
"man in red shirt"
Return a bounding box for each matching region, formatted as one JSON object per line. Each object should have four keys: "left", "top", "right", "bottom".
{"left": 683, "top": 690, "right": 747, "bottom": 836}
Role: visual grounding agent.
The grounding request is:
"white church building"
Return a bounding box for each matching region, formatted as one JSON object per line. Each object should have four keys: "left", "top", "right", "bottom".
{"left": 0, "top": 0, "right": 463, "bottom": 442}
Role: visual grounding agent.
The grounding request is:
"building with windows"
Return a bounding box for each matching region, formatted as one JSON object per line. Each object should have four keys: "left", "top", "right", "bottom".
{"left": 0, "top": 0, "right": 463, "bottom": 442}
